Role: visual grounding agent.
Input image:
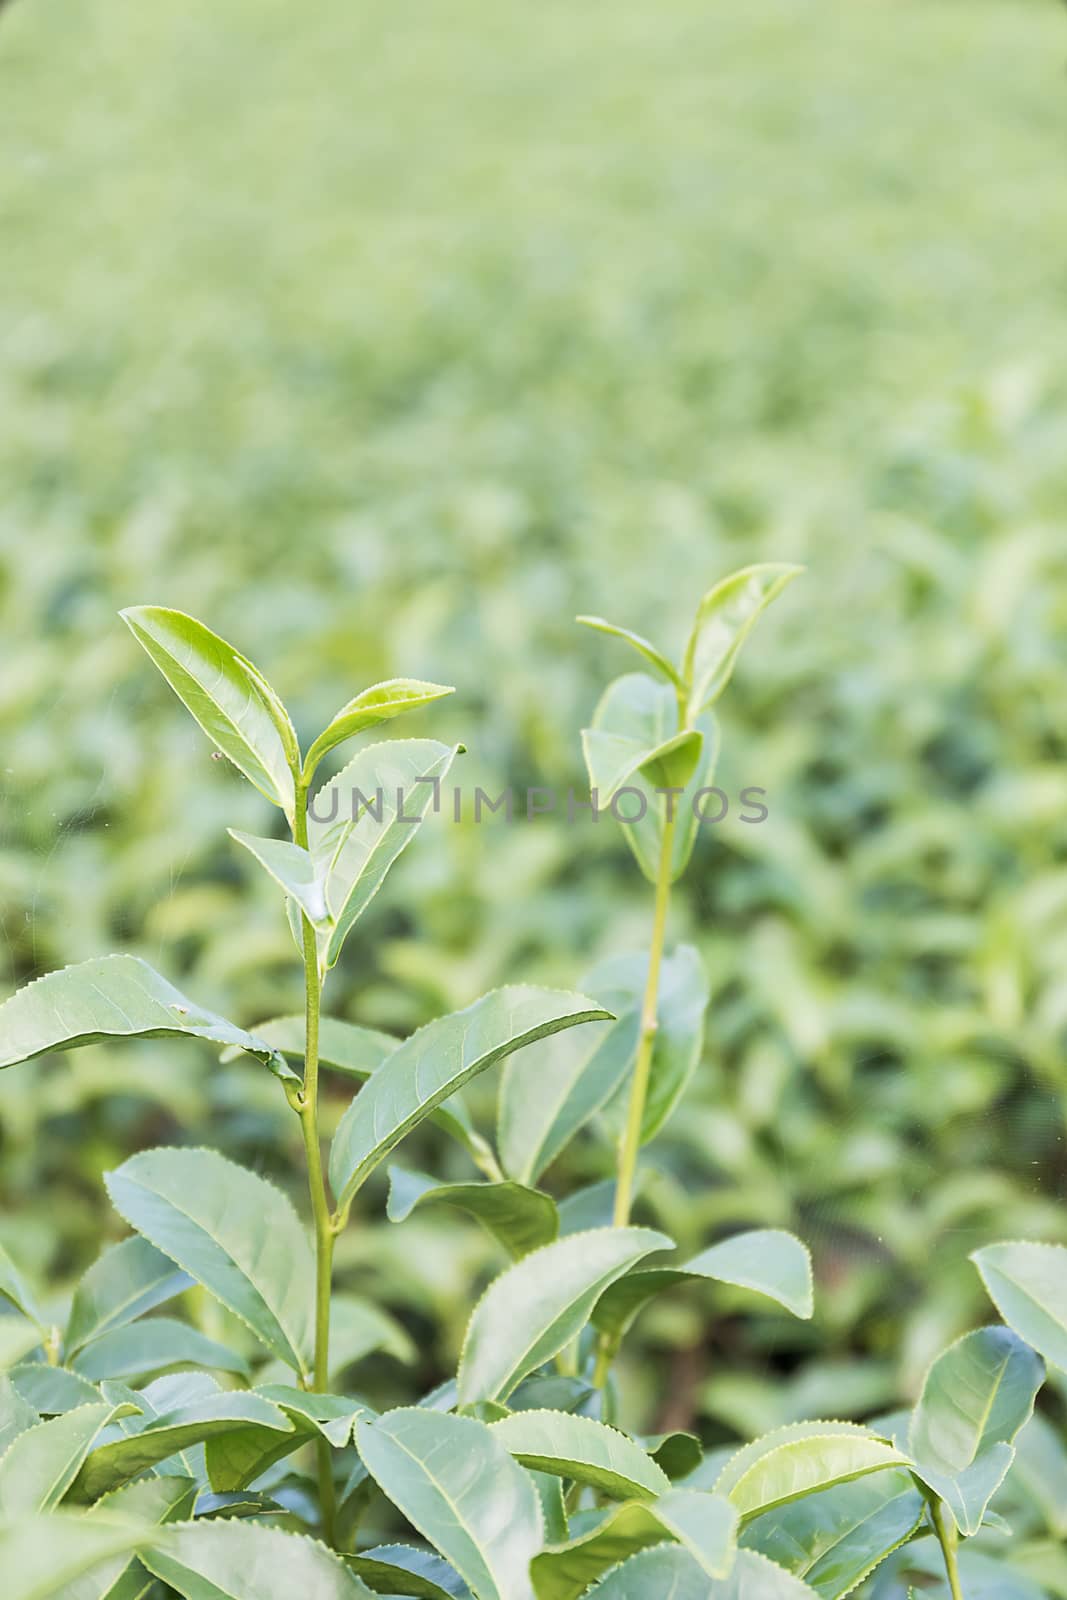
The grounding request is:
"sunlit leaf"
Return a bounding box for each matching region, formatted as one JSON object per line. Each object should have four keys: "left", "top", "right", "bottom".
{"left": 529, "top": 1489, "right": 738, "bottom": 1599}
{"left": 681, "top": 563, "right": 802, "bottom": 717}
{"left": 492, "top": 1411, "right": 669, "bottom": 1500}
{"left": 304, "top": 679, "right": 455, "bottom": 777}
{"left": 228, "top": 831, "right": 330, "bottom": 926}
{"left": 576, "top": 615, "right": 683, "bottom": 689}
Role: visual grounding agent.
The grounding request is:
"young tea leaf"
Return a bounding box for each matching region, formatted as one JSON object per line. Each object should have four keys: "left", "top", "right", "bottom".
{"left": 304, "top": 678, "right": 456, "bottom": 778}
{"left": 529, "top": 1489, "right": 738, "bottom": 1599}
{"left": 491, "top": 1410, "right": 670, "bottom": 1500}
{"left": 576, "top": 615, "right": 683, "bottom": 689}
{"left": 681, "top": 563, "right": 802, "bottom": 719}
{"left": 716, "top": 1427, "right": 909, "bottom": 1522}
{"left": 228, "top": 831, "right": 330, "bottom": 926}
{"left": 121, "top": 606, "right": 296, "bottom": 813}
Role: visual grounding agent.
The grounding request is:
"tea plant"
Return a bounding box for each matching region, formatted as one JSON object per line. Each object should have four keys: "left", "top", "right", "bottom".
{"left": 0, "top": 582, "right": 1065, "bottom": 1598}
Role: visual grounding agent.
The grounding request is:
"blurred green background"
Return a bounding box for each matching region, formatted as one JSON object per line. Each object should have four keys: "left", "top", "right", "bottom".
{"left": 3, "top": 0, "right": 1067, "bottom": 1445}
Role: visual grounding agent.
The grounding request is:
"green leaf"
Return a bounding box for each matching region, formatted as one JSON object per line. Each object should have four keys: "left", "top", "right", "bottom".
{"left": 681, "top": 563, "right": 802, "bottom": 717}
{"left": 529, "top": 1489, "right": 738, "bottom": 1599}
{"left": 576, "top": 616, "right": 683, "bottom": 688}
{"left": 105, "top": 1147, "right": 314, "bottom": 1376}
{"left": 387, "top": 1168, "right": 559, "bottom": 1259}
{"left": 0, "top": 1242, "right": 45, "bottom": 1328}
{"left": 0, "top": 1400, "right": 138, "bottom": 1513}
{"left": 582, "top": 723, "right": 704, "bottom": 804}
{"left": 64, "top": 1475, "right": 199, "bottom": 1600}
{"left": 355, "top": 1408, "right": 541, "bottom": 1600}
{"left": 71, "top": 1317, "right": 250, "bottom": 1382}
{"left": 238, "top": 1014, "right": 480, "bottom": 1157}
{"left": 583, "top": 674, "right": 720, "bottom": 884}
{"left": 593, "top": 1229, "right": 814, "bottom": 1347}
{"left": 73, "top": 1381, "right": 292, "bottom": 1500}
{"left": 0, "top": 955, "right": 286, "bottom": 1076}
{"left": 457, "top": 1226, "right": 671, "bottom": 1406}
{"left": 304, "top": 678, "right": 456, "bottom": 777}
{"left": 307, "top": 738, "right": 462, "bottom": 968}
{"left": 204, "top": 1384, "right": 371, "bottom": 1492}
{"left": 497, "top": 1010, "right": 640, "bottom": 1187}
{"left": 330, "top": 1292, "right": 416, "bottom": 1375}
{"left": 741, "top": 1469, "right": 925, "bottom": 1599}
{"left": 580, "top": 1546, "right": 817, "bottom": 1600}
{"left": 228, "top": 831, "right": 330, "bottom": 925}
{"left": 67, "top": 1236, "right": 193, "bottom": 1358}
{"left": 908, "top": 1325, "right": 1044, "bottom": 1536}
{"left": 586, "top": 944, "right": 710, "bottom": 1144}
{"left": 121, "top": 606, "right": 296, "bottom": 813}
{"left": 491, "top": 1411, "right": 670, "bottom": 1500}
{"left": 715, "top": 1425, "right": 910, "bottom": 1522}
{"left": 142, "top": 1519, "right": 373, "bottom": 1599}
{"left": 0, "top": 1373, "right": 38, "bottom": 1455}
{"left": 0, "top": 1514, "right": 151, "bottom": 1600}
{"left": 1013, "top": 1412, "right": 1067, "bottom": 1538}
{"left": 640, "top": 1431, "right": 704, "bottom": 1482}
{"left": 972, "top": 1240, "right": 1067, "bottom": 1369}
{"left": 7, "top": 1366, "right": 101, "bottom": 1415}
{"left": 346, "top": 1544, "right": 472, "bottom": 1599}
{"left": 329, "top": 987, "right": 612, "bottom": 1212}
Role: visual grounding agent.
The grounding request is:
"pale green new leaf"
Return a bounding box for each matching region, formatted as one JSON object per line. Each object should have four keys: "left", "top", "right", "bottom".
{"left": 908, "top": 1324, "right": 1044, "bottom": 1535}
{"left": 576, "top": 615, "right": 683, "bottom": 688}
{"left": 73, "top": 1384, "right": 292, "bottom": 1500}
{"left": 307, "top": 738, "right": 462, "bottom": 967}
{"left": 387, "top": 1168, "right": 559, "bottom": 1259}
{"left": 329, "top": 987, "right": 612, "bottom": 1211}
{"left": 741, "top": 1469, "right": 925, "bottom": 1599}
{"left": 593, "top": 1229, "right": 813, "bottom": 1347}
{"left": 457, "top": 1227, "right": 671, "bottom": 1405}
{"left": 304, "top": 678, "right": 455, "bottom": 777}
{"left": 583, "top": 674, "right": 719, "bottom": 884}
{"left": 0, "top": 1401, "right": 137, "bottom": 1513}
{"left": 66, "top": 1236, "right": 193, "bottom": 1358}
{"left": 142, "top": 1519, "right": 373, "bottom": 1600}
{"left": 71, "top": 1317, "right": 249, "bottom": 1382}
{"left": 0, "top": 956, "right": 286, "bottom": 1076}
{"left": 529, "top": 1489, "right": 738, "bottom": 1600}
{"left": 716, "top": 1426, "right": 909, "bottom": 1522}
{"left": 105, "top": 1147, "right": 314, "bottom": 1376}
{"left": 681, "top": 563, "right": 802, "bottom": 717}
{"left": 587, "top": 943, "right": 710, "bottom": 1143}
{"left": 0, "top": 1514, "right": 151, "bottom": 1600}
{"left": 497, "top": 1008, "right": 639, "bottom": 1187}
{"left": 584, "top": 1546, "right": 817, "bottom": 1600}
{"left": 972, "top": 1240, "right": 1067, "bottom": 1369}
{"left": 121, "top": 606, "right": 296, "bottom": 813}
{"left": 228, "top": 831, "right": 330, "bottom": 925}
{"left": 491, "top": 1411, "right": 670, "bottom": 1500}
{"left": 346, "top": 1544, "right": 471, "bottom": 1599}
{"left": 356, "top": 1408, "right": 541, "bottom": 1600}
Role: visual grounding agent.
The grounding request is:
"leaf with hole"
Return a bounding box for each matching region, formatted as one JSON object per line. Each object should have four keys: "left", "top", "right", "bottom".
{"left": 105, "top": 1147, "right": 314, "bottom": 1376}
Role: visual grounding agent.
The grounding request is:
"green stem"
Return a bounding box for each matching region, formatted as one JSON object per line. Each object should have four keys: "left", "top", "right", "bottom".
{"left": 594, "top": 808, "right": 677, "bottom": 1392}
{"left": 293, "top": 780, "right": 338, "bottom": 1546}
{"left": 932, "top": 1501, "right": 965, "bottom": 1600}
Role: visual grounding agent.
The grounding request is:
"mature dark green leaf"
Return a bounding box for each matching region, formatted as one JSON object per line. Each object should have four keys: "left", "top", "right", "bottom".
{"left": 0, "top": 1400, "right": 138, "bottom": 1513}
{"left": 329, "top": 987, "right": 612, "bottom": 1212}
{"left": 582, "top": 1546, "right": 818, "bottom": 1599}
{"left": 497, "top": 1011, "right": 639, "bottom": 1187}
{"left": 121, "top": 606, "right": 296, "bottom": 812}
{"left": 741, "top": 1469, "right": 925, "bottom": 1599}
{"left": 346, "top": 1544, "right": 471, "bottom": 1599}
{"left": 356, "top": 1408, "right": 541, "bottom": 1600}
{"left": 304, "top": 678, "right": 456, "bottom": 777}
{"left": 908, "top": 1325, "right": 1044, "bottom": 1535}
{"left": 387, "top": 1168, "right": 559, "bottom": 1259}
{"left": 458, "top": 1226, "right": 671, "bottom": 1405}
{"left": 715, "top": 1425, "right": 909, "bottom": 1522}
{"left": 143, "top": 1519, "right": 374, "bottom": 1599}
{"left": 307, "top": 738, "right": 462, "bottom": 967}
{"left": 228, "top": 831, "right": 330, "bottom": 925}
{"left": 0, "top": 1515, "right": 152, "bottom": 1600}
{"left": 204, "top": 1383, "right": 372, "bottom": 1491}
{"left": 576, "top": 615, "right": 683, "bottom": 689}
{"left": 640, "top": 1431, "right": 704, "bottom": 1481}
{"left": 587, "top": 944, "right": 710, "bottom": 1143}
{"left": 529, "top": 1489, "right": 738, "bottom": 1599}
{"left": 972, "top": 1241, "right": 1067, "bottom": 1369}
{"left": 105, "top": 1147, "right": 314, "bottom": 1376}
{"left": 582, "top": 673, "right": 720, "bottom": 884}
{"left": 71, "top": 1317, "right": 249, "bottom": 1382}
{"left": 593, "top": 1229, "right": 813, "bottom": 1347}
{"left": 0, "top": 956, "right": 286, "bottom": 1075}
{"left": 681, "top": 563, "right": 802, "bottom": 717}
{"left": 491, "top": 1411, "right": 670, "bottom": 1500}
{"left": 73, "top": 1382, "right": 291, "bottom": 1500}
{"left": 67, "top": 1237, "right": 192, "bottom": 1359}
